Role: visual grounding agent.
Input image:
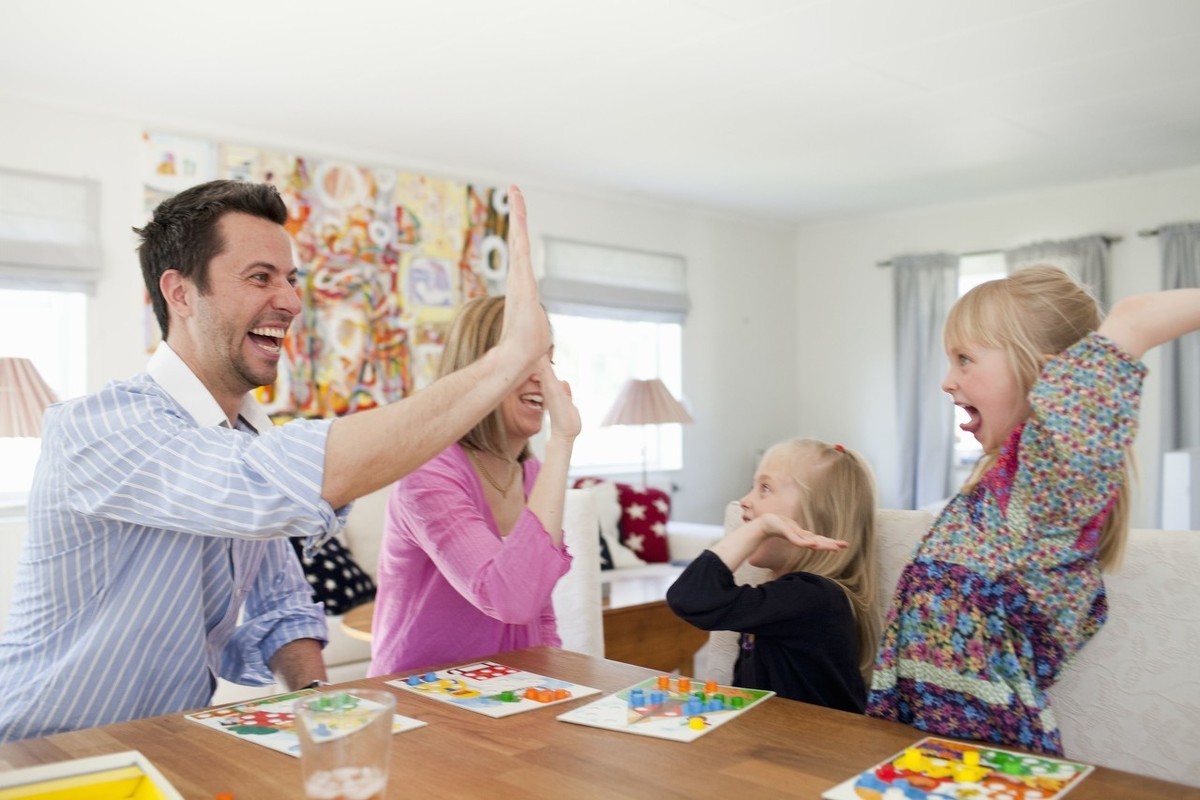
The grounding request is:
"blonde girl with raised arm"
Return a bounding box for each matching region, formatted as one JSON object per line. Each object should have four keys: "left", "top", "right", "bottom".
{"left": 667, "top": 438, "right": 879, "bottom": 712}
{"left": 868, "top": 266, "right": 1200, "bottom": 754}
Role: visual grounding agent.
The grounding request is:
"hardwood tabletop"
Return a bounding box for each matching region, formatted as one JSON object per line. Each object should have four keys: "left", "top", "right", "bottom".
{"left": 0, "top": 647, "right": 1195, "bottom": 799}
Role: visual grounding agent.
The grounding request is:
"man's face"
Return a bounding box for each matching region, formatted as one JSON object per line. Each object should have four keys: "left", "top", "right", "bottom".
{"left": 189, "top": 212, "right": 301, "bottom": 396}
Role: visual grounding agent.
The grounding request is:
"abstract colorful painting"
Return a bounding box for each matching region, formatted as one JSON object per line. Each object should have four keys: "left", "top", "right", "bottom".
{"left": 142, "top": 133, "right": 509, "bottom": 419}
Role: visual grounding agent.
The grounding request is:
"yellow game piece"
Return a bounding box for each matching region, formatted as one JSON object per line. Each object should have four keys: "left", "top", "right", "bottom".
{"left": 688, "top": 717, "right": 705, "bottom": 730}
{"left": 894, "top": 748, "right": 929, "bottom": 773}
{"left": 951, "top": 750, "right": 990, "bottom": 783}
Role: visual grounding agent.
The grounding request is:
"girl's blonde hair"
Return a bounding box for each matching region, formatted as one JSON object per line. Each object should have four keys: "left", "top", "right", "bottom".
{"left": 944, "top": 265, "right": 1129, "bottom": 569}
{"left": 437, "top": 296, "right": 532, "bottom": 463}
{"left": 766, "top": 438, "right": 880, "bottom": 687}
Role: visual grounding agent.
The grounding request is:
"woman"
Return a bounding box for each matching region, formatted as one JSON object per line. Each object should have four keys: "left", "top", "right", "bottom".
{"left": 368, "top": 295, "right": 580, "bottom": 675}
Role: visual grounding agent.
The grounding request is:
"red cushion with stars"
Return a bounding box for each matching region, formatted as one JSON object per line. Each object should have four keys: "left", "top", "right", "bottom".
{"left": 613, "top": 482, "right": 671, "bottom": 563}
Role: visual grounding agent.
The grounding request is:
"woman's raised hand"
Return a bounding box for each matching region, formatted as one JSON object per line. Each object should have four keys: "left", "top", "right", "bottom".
{"left": 757, "top": 512, "right": 848, "bottom": 551}
{"left": 497, "top": 185, "right": 551, "bottom": 373}
{"left": 537, "top": 357, "right": 581, "bottom": 441}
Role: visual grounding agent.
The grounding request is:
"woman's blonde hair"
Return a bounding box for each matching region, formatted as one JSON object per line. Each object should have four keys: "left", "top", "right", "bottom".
{"left": 944, "top": 265, "right": 1129, "bottom": 569}
{"left": 437, "top": 295, "right": 532, "bottom": 463}
{"left": 766, "top": 438, "right": 880, "bottom": 687}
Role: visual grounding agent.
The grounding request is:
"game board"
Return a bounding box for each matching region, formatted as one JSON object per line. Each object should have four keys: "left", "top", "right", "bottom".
{"left": 386, "top": 661, "right": 600, "bottom": 718}
{"left": 555, "top": 675, "right": 774, "bottom": 743}
{"left": 821, "top": 736, "right": 1095, "bottom": 799}
{"left": 186, "top": 689, "right": 425, "bottom": 757}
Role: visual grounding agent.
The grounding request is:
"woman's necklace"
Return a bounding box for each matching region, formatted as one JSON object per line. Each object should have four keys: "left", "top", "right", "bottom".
{"left": 467, "top": 448, "right": 519, "bottom": 497}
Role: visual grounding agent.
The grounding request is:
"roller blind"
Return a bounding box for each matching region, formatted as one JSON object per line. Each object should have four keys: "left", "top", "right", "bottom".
{"left": 0, "top": 168, "right": 101, "bottom": 291}
{"left": 539, "top": 236, "right": 689, "bottom": 323}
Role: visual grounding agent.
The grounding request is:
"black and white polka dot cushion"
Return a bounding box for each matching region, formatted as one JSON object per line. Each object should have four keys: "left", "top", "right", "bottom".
{"left": 289, "top": 536, "right": 376, "bottom": 616}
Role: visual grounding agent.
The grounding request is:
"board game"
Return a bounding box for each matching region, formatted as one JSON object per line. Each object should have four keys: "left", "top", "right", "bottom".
{"left": 186, "top": 688, "right": 425, "bottom": 756}
{"left": 556, "top": 674, "right": 774, "bottom": 743}
{"left": 821, "top": 736, "right": 1095, "bottom": 799}
{"left": 386, "top": 661, "right": 601, "bottom": 718}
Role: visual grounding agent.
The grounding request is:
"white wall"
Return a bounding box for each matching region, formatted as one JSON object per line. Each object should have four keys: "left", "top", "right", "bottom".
{"left": 794, "top": 167, "right": 1200, "bottom": 525}
{"left": 0, "top": 97, "right": 797, "bottom": 526}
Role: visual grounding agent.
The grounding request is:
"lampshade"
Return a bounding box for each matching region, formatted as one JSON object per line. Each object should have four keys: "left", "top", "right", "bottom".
{"left": 601, "top": 378, "right": 693, "bottom": 427}
{"left": 0, "top": 357, "right": 58, "bottom": 438}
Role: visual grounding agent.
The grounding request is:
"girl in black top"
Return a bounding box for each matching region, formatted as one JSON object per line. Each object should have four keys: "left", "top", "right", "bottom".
{"left": 666, "top": 438, "right": 879, "bottom": 713}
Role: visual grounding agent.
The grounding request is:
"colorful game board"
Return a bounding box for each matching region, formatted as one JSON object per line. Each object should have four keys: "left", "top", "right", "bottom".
{"left": 386, "top": 661, "right": 601, "bottom": 718}
{"left": 186, "top": 689, "right": 425, "bottom": 757}
{"left": 556, "top": 675, "right": 774, "bottom": 742}
{"left": 821, "top": 736, "right": 1095, "bottom": 799}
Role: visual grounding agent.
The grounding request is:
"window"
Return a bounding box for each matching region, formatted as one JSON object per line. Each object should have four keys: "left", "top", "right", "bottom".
{"left": 0, "top": 288, "right": 87, "bottom": 505}
{"left": 548, "top": 314, "right": 683, "bottom": 474}
{"left": 951, "top": 253, "right": 1006, "bottom": 484}
{"left": 538, "top": 237, "right": 688, "bottom": 477}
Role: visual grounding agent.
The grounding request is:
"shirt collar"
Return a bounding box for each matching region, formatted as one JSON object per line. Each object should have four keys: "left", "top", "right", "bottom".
{"left": 146, "top": 341, "right": 274, "bottom": 433}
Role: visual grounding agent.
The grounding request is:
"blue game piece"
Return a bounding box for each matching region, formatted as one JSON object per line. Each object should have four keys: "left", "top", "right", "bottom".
{"left": 683, "top": 699, "right": 702, "bottom": 715}
{"left": 649, "top": 691, "right": 665, "bottom": 705}
{"left": 405, "top": 675, "right": 421, "bottom": 686}
{"left": 706, "top": 699, "right": 724, "bottom": 713}
{"left": 628, "top": 689, "right": 645, "bottom": 707}
{"left": 423, "top": 672, "right": 437, "bottom": 682}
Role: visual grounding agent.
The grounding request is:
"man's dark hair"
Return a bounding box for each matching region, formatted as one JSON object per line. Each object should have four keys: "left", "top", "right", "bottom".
{"left": 134, "top": 179, "right": 289, "bottom": 338}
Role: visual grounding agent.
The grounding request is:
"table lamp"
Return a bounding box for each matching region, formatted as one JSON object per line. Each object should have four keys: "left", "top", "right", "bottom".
{"left": 601, "top": 378, "right": 693, "bottom": 486}
{"left": 0, "top": 357, "right": 58, "bottom": 438}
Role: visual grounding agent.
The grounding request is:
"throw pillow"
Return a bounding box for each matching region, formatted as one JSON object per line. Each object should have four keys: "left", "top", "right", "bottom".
{"left": 614, "top": 482, "right": 671, "bottom": 563}
{"left": 573, "top": 477, "right": 646, "bottom": 569}
{"left": 289, "top": 535, "right": 377, "bottom": 616}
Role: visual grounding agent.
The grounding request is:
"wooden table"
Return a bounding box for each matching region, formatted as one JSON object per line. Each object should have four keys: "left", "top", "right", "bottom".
{"left": 1, "top": 647, "right": 1195, "bottom": 799}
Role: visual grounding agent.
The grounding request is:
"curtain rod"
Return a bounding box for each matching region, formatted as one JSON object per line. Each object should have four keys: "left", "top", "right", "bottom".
{"left": 875, "top": 234, "right": 1124, "bottom": 268}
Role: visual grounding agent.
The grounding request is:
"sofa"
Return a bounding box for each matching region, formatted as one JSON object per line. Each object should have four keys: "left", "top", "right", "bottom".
{"left": 698, "top": 505, "right": 1200, "bottom": 787}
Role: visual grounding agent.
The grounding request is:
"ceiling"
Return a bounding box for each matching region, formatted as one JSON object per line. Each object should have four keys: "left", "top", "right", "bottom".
{"left": 4, "top": 0, "right": 1200, "bottom": 223}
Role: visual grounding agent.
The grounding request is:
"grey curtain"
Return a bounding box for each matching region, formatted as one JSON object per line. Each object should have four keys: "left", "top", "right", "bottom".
{"left": 1005, "top": 234, "right": 1111, "bottom": 308}
{"left": 1158, "top": 223, "right": 1200, "bottom": 522}
{"left": 894, "top": 253, "right": 958, "bottom": 509}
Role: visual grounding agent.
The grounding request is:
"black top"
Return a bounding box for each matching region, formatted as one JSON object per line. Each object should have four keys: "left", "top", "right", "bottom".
{"left": 666, "top": 550, "right": 866, "bottom": 713}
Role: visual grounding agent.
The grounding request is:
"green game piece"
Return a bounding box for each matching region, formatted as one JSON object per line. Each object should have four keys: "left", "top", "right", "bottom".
{"left": 499, "top": 691, "right": 516, "bottom": 702}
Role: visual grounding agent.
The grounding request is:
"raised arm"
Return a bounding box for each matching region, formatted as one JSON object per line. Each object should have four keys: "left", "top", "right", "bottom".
{"left": 321, "top": 186, "right": 551, "bottom": 508}
{"left": 524, "top": 358, "right": 580, "bottom": 546}
{"left": 1098, "top": 288, "right": 1200, "bottom": 361}
{"left": 709, "top": 512, "right": 847, "bottom": 572}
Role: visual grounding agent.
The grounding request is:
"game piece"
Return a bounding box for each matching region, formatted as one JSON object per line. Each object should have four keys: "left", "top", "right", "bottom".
{"left": 186, "top": 689, "right": 424, "bottom": 757}
{"left": 704, "top": 681, "right": 718, "bottom": 694}
{"left": 557, "top": 675, "right": 774, "bottom": 743}
{"left": 657, "top": 676, "right": 671, "bottom": 690}
{"left": 821, "top": 736, "right": 1094, "bottom": 799}
{"left": 387, "top": 661, "right": 600, "bottom": 718}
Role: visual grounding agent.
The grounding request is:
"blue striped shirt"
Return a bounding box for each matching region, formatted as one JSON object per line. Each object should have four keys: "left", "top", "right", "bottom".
{"left": 0, "top": 344, "right": 346, "bottom": 742}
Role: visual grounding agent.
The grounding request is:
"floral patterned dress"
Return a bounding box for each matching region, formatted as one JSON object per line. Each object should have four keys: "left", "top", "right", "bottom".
{"left": 866, "top": 333, "right": 1146, "bottom": 755}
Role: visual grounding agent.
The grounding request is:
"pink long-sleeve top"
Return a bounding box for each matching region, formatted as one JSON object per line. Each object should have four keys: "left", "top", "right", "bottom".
{"left": 368, "top": 443, "right": 573, "bottom": 676}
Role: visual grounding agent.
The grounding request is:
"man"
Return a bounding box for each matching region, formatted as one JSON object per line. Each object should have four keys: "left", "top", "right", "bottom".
{"left": 0, "top": 179, "right": 550, "bottom": 742}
